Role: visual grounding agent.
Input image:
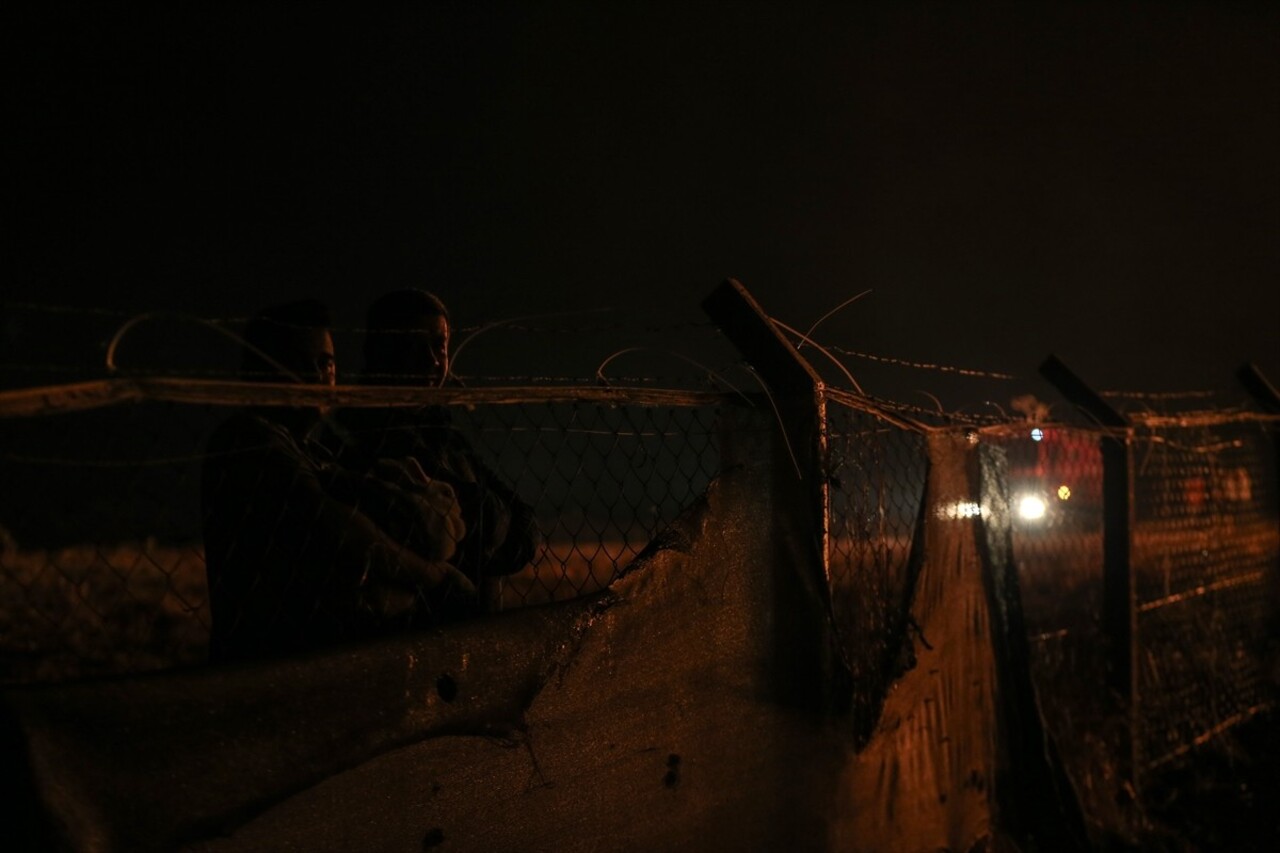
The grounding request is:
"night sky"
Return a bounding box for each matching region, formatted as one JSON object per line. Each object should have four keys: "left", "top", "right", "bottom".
{"left": 7, "top": 4, "right": 1278, "bottom": 405}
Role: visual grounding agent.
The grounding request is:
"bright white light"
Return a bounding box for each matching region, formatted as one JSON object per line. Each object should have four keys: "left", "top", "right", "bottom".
{"left": 1030, "top": 428, "right": 1044, "bottom": 442}
{"left": 936, "top": 501, "right": 983, "bottom": 520}
{"left": 1057, "top": 484, "right": 1071, "bottom": 501}
{"left": 1017, "top": 494, "right": 1047, "bottom": 521}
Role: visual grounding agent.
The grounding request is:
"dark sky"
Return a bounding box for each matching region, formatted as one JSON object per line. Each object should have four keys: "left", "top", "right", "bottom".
{"left": 7, "top": 3, "right": 1278, "bottom": 404}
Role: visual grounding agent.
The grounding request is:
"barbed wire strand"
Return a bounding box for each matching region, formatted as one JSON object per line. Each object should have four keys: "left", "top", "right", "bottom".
{"left": 104, "top": 311, "right": 306, "bottom": 383}
{"left": 593, "top": 346, "right": 754, "bottom": 406}
{"left": 734, "top": 363, "right": 803, "bottom": 481}
{"left": 915, "top": 390, "right": 946, "bottom": 416}
{"left": 825, "top": 345, "right": 1017, "bottom": 380}
{"left": 795, "top": 289, "right": 873, "bottom": 352}
{"left": 768, "top": 317, "right": 865, "bottom": 394}
{"left": 1100, "top": 389, "right": 1220, "bottom": 400}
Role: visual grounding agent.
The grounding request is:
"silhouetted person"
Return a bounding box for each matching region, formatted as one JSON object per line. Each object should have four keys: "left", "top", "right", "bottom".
{"left": 337, "top": 289, "right": 538, "bottom": 617}
{"left": 201, "top": 299, "right": 471, "bottom": 663}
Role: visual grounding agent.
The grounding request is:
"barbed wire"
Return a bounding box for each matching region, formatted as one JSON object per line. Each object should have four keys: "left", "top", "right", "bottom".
{"left": 1100, "top": 389, "right": 1220, "bottom": 400}
{"left": 825, "top": 345, "right": 1017, "bottom": 380}
{"left": 5, "top": 302, "right": 1273, "bottom": 425}
{"left": 5, "top": 371, "right": 1272, "bottom": 428}
{"left": 770, "top": 317, "right": 865, "bottom": 394}
{"left": 1131, "top": 410, "right": 1279, "bottom": 430}
{"left": 1138, "top": 435, "right": 1247, "bottom": 455}
{"left": 827, "top": 389, "right": 1007, "bottom": 428}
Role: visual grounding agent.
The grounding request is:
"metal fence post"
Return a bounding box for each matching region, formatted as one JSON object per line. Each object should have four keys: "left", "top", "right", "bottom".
{"left": 702, "top": 279, "right": 844, "bottom": 713}
{"left": 1239, "top": 362, "right": 1280, "bottom": 489}
{"left": 1237, "top": 363, "right": 1280, "bottom": 415}
{"left": 1039, "top": 355, "right": 1137, "bottom": 788}
{"left": 701, "top": 279, "right": 831, "bottom": 584}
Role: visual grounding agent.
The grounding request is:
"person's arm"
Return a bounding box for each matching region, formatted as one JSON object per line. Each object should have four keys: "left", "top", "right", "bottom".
{"left": 460, "top": 444, "right": 540, "bottom": 574}
{"left": 320, "top": 456, "right": 469, "bottom": 563}
{"left": 284, "top": 459, "right": 475, "bottom": 600}
{"left": 227, "top": 417, "right": 476, "bottom": 599}
{"left": 389, "top": 419, "right": 539, "bottom": 577}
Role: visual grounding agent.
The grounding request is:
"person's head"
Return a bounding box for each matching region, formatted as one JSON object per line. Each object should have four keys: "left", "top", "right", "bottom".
{"left": 362, "top": 289, "right": 451, "bottom": 386}
{"left": 240, "top": 299, "right": 337, "bottom": 387}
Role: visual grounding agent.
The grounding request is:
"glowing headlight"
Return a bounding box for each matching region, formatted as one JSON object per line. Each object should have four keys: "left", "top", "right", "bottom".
{"left": 1017, "top": 494, "right": 1047, "bottom": 521}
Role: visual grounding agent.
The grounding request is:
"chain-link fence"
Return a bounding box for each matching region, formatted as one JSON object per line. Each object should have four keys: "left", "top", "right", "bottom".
{"left": 0, "top": 401, "right": 215, "bottom": 683}
{"left": 821, "top": 400, "right": 1278, "bottom": 831}
{"left": 824, "top": 400, "right": 928, "bottom": 744}
{"left": 449, "top": 400, "right": 722, "bottom": 607}
{"left": 2, "top": 370, "right": 1276, "bottom": 811}
{"left": 975, "top": 413, "right": 1278, "bottom": 792}
{"left": 982, "top": 422, "right": 1124, "bottom": 823}
{"left": 0, "top": 387, "right": 725, "bottom": 683}
{"left": 1130, "top": 416, "right": 1279, "bottom": 776}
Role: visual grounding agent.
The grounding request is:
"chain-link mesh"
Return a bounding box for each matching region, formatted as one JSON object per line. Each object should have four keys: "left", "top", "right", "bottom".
{"left": 828, "top": 407, "right": 1278, "bottom": 798}
{"left": 984, "top": 423, "right": 1120, "bottom": 818}
{"left": 1131, "top": 418, "right": 1279, "bottom": 775}
{"left": 0, "top": 402, "right": 216, "bottom": 683}
{"left": 0, "top": 393, "right": 723, "bottom": 684}
{"left": 990, "top": 424, "right": 1108, "bottom": 716}
{"left": 966, "top": 416, "right": 1279, "bottom": 795}
{"left": 825, "top": 400, "right": 928, "bottom": 741}
{"left": 447, "top": 402, "right": 721, "bottom": 607}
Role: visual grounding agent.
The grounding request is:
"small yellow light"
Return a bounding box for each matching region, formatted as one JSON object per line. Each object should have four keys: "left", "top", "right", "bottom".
{"left": 1057, "top": 484, "right": 1071, "bottom": 501}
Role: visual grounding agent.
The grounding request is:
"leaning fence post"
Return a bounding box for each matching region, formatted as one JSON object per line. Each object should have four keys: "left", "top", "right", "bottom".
{"left": 1239, "top": 362, "right": 1280, "bottom": 544}
{"left": 702, "top": 280, "right": 844, "bottom": 713}
{"left": 1239, "top": 362, "right": 1280, "bottom": 474}
{"left": 1237, "top": 362, "right": 1280, "bottom": 415}
{"left": 1039, "top": 355, "right": 1137, "bottom": 787}
{"left": 701, "top": 279, "right": 831, "bottom": 584}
